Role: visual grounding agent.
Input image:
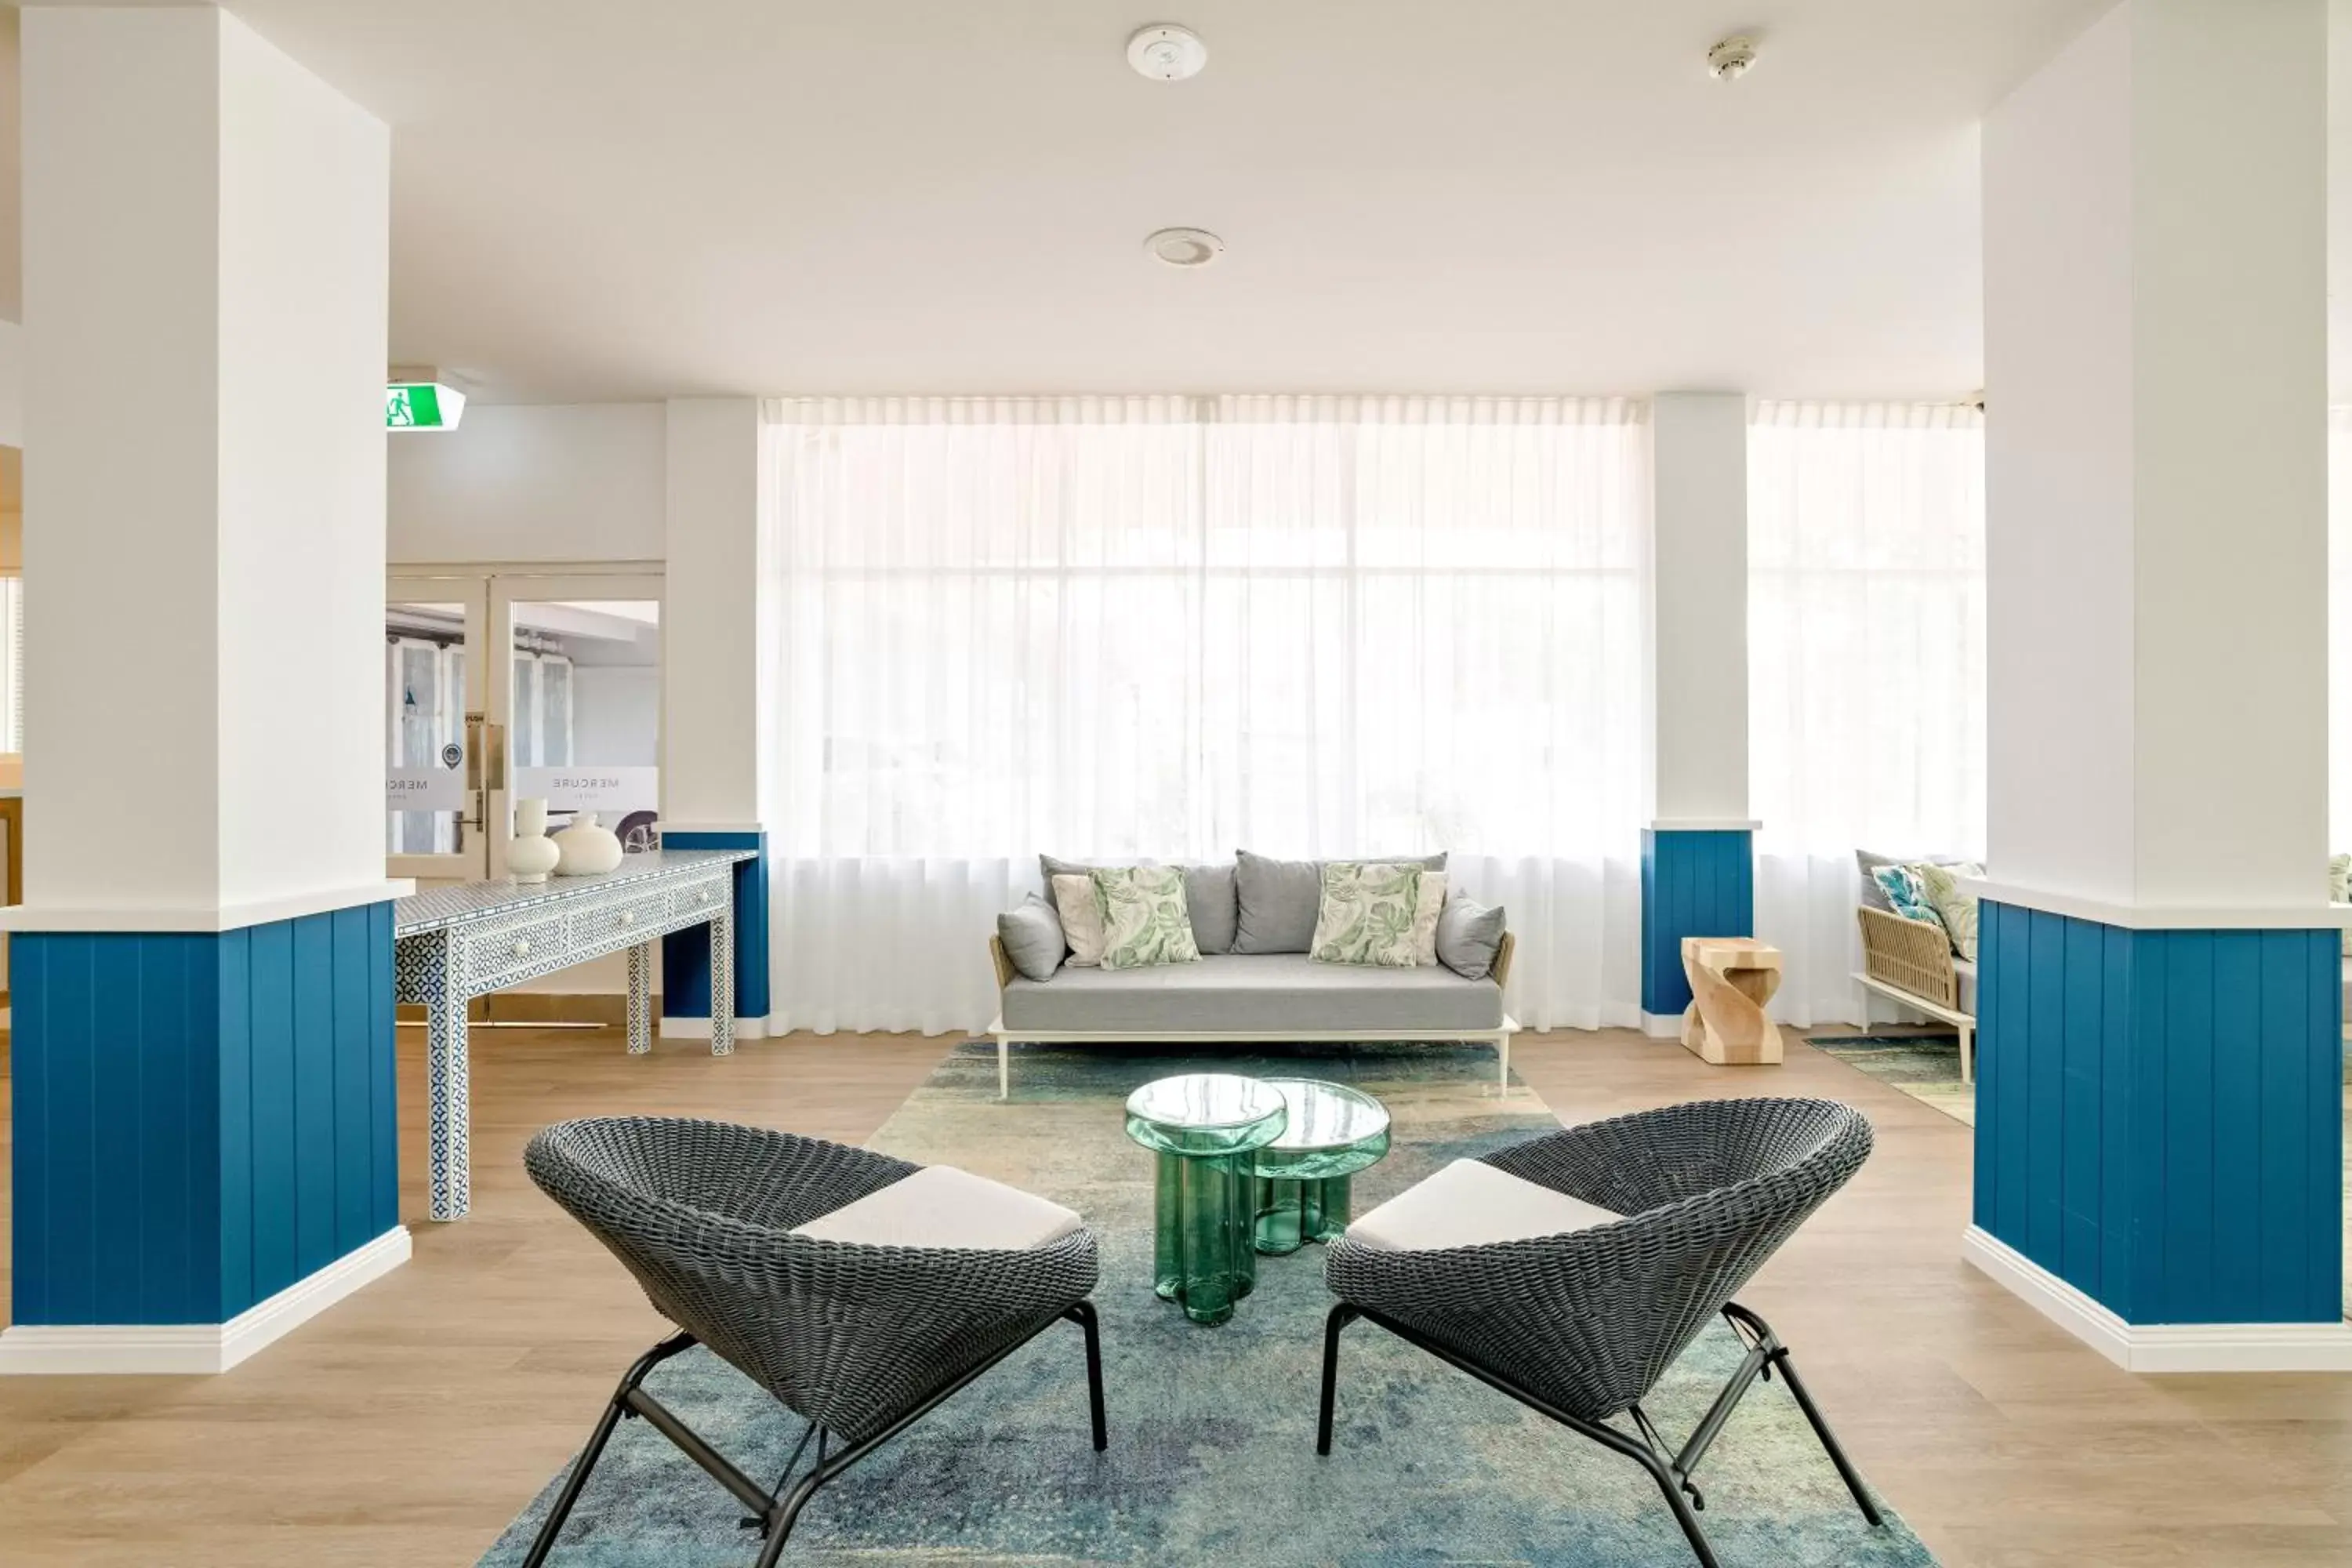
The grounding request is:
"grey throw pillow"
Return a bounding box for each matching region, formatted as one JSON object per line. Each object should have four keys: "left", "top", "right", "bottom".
{"left": 996, "top": 894, "right": 1067, "bottom": 982}
{"left": 1233, "top": 850, "right": 1446, "bottom": 954}
{"left": 1182, "top": 863, "right": 1238, "bottom": 954}
{"left": 1435, "top": 894, "right": 1507, "bottom": 979}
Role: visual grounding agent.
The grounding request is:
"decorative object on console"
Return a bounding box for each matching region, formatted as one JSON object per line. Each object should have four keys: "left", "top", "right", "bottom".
{"left": 1051, "top": 873, "right": 1109, "bottom": 966}
{"left": 519, "top": 1117, "right": 1105, "bottom": 1566}
{"left": 996, "top": 894, "right": 1067, "bottom": 981}
{"left": 1310, "top": 862, "right": 1425, "bottom": 967}
{"left": 1434, "top": 893, "right": 1508, "bottom": 979}
{"left": 1678, "top": 936, "right": 1784, "bottom": 1065}
{"left": 1091, "top": 865, "right": 1202, "bottom": 969}
{"left": 551, "top": 810, "right": 624, "bottom": 876}
{"left": 507, "top": 797, "right": 560, "bottom": 884}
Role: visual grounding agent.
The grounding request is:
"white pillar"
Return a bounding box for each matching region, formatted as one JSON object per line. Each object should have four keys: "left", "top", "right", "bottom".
{"left": 1969, "top": 0, "right": 2348, "bottom": 1370}
{"left": 1640, "top": 393, "right": 1755, "bottom": 1029}
{"left": 2, "top": 6, "right": 404, "bottom": 1375}
{"left": 659, "top": 397, "right": 771, "bottom": 1033}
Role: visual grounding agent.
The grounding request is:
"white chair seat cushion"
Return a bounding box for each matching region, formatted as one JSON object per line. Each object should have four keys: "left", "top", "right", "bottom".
{"left": 1347, "top": 1157, "right": 1623, "bottom": 1251}
{"left": 792, "top": 1164, "right": 1084, "bottom": 1251}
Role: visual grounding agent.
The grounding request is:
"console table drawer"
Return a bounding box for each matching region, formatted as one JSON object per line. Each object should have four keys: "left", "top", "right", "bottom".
{"left": 572, "top": 890, "right": 670, "bottom": 949}
{"left": 669, "top": 878, "right": 728, "bottom": 921}
{"left": 459, "top": 913, "right": 571, "bottom": 991}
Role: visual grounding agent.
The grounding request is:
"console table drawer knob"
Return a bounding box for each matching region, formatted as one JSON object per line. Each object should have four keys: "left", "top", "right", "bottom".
{"left": 620, "top": 912, "right": 636, "bottom": 927}
{"left": 513, "top": 939, "right": 530, "bottom": 957}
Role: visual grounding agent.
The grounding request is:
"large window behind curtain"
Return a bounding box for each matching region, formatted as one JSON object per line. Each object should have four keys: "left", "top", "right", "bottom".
{"left": 1748, "top": 401, "right": 1987, "bottom": 1025}
{"left": 760, "top": 395, "right": 1649, "bottom": 1034}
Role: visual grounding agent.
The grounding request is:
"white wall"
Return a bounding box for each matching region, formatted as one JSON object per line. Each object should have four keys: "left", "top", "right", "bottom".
{"left": 214, "top": 13, "right": 391, "bottom": 912}
{"left": 1985, "top": 0, "right": 2328, "bottom": 912}
{"left": 1646, "top": 393, "right": 1749, "bottom": 825}
{"left": 660, "top": 397, "right": 762, "bottom": 826}
{"left": 389, "top": 401, "right": 665, "bottom": 564}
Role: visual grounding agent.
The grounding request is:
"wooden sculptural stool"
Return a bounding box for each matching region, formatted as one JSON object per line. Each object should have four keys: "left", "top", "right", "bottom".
{"left": 1679, "top": 937, "right": 1784, "bottom": 1065}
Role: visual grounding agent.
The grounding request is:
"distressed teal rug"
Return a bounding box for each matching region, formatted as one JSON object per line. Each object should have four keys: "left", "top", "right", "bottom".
{"left": 481, "top": 1040, "right": 1935, "bottom": 1566}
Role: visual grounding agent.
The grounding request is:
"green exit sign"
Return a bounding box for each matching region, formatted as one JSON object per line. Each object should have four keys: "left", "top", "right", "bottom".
{"left": 386, "top": 382, "right": 466, "bottom": 431}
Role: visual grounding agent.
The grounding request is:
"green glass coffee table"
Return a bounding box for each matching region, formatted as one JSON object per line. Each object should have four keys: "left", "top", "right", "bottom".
{"left": 1123, "top": 1073, "right": 1289, "bottom": 1326}
{"left": 1251, "top": 1078, "right": 1392, "bottom": 1254}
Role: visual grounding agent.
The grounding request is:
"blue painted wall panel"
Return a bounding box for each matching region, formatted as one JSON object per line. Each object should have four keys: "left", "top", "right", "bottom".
{"left": 1976, "top": 903, "right": 2341, "bottom": 1327}
{"left": 659, "top": 832, "right": 771, "bottom": 1021}
{"left": 1639, "top": 829, "right": 1754, "bottom": 1017}
{"left": 10, "top": 904, "right": 398, "bottom": 1327}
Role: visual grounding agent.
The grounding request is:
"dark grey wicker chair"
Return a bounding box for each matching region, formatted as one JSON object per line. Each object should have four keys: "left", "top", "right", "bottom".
{"left": 521, "top": 1116, "right": 1105, "bottom": 1567}
{"left": 1317, "top": 1098, "right": 1879, "bottom": 1568}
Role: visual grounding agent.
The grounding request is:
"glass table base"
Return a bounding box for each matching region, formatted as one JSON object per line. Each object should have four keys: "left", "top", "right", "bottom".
{"left": 1152, "top": 1149, "right": 1261, "bottom": 1324}
{"left": 1254, "top": 1173, "right": 1353, "bottom": 1254}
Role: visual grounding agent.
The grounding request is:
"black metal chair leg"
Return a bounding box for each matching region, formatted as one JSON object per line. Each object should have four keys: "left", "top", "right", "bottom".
{"left": 1065, "top": 1302, "right": 1109, "bottom": 1451}
{"left": 1722, "top": 1303, "right": 1882, "bottom": 1526}
{"left": 1633, "top": 1446, "right": 1724, "bottom": 1568}
{"left": 521, "top": 1331, "right": 698, "bottom": 1568}
{"left": 753, "top": 1471, "right": 826, "bottom": 1568}
{"left": 1316, "top": 1304, "right": 1358, "bottom": 1456}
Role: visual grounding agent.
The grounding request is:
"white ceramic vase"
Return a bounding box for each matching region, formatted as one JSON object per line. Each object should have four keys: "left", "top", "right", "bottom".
{"left": 552, "top": 810, "right": 625, "bottom": 877}
{"left": 509, "top": 797, "right": 560, "bottom": 884}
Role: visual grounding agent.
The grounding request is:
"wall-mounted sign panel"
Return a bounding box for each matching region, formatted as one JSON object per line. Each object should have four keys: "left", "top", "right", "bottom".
{"left": 387, "top": 768, "right": 465, "bottom": 811}
{"left": 387, "top": 382, "right": 467, "bottom": 431}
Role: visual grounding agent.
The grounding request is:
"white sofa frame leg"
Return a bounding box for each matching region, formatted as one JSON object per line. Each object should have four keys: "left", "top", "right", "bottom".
{"left": 996, "top": 1034, "right": 1011, "bottom": 1099}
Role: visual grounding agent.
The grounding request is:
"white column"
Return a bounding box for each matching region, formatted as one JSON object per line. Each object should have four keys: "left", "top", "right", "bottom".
{"left": 24, "top": 4, "right": 396, "bottom": 925}
{"left": 659, "top": 397, "right": 772, "bottom": 1034}
{"left": 1969, "top": 0, "right": 2347, "bottom": 1372}
{"left": 1646, "top": 393, "right": 1751, "bottom": 827}
{"left": 3, "top": 5, "right": 405, "bottom": 1376}
{"left": 1639, "top": 393, "right": 1755, "bottom": 1030}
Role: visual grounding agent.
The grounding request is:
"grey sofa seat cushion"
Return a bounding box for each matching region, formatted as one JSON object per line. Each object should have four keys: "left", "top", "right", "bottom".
{"left": 1040, "top": 855, "right": 1237, "bottom": 954}
{"left": 1000, "top": 952, "right": 1502, "bottom": 1034}
{"left": 1954, "top": 958, "right": 1976, "bottom": 1018}
{"left": 1232, "top": 851, "right": 1448, "bottom": 955}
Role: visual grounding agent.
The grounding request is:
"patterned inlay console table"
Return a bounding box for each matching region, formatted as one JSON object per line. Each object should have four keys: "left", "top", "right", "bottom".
{"left": 395, "top": 848, "right": 757, "bottom": 1220}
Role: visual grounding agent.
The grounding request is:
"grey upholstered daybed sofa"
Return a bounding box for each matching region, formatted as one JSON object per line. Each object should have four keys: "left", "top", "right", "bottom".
{"left": 985, "top": 851, "right": 1517, "bottom": 1097}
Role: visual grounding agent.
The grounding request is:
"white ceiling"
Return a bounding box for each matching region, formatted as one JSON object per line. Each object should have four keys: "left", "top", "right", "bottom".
{"left": 21, "top": 1, "right": 2177, "bottom": 403}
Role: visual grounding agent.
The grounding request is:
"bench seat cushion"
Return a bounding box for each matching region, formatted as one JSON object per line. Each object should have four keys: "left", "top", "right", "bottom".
{"left": 793, "top": 1165, "right": 1084, "bottom": 1251}
{"left": 1348, "top": 1158, "right": 1622, "bottom": 1251}
{"left": 1000, "top": 952, "right": 1504, "bottom": 1034}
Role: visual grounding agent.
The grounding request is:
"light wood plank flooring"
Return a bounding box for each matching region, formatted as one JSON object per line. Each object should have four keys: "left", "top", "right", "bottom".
{"left": 1, "top": 1025, "right": 2347, "bottom": 1567}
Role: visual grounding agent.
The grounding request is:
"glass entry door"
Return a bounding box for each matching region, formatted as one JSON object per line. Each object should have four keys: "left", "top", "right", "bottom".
{"left": 488, "top": 574, "right": 664, "bottom": 878}
{"left": 387, "top": 576, "right": 489, "bottom": 882}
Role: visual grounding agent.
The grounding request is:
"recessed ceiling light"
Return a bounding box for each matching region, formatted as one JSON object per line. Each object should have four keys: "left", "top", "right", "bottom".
{"left": 1707, "top": 34, "right": 1757, "bottom": 79}
{"left": 1128, "top": 24, "right": 1207, "bottom": 82}
{"left": 1145, "top": 227, "right": 1224, "bottom": 267}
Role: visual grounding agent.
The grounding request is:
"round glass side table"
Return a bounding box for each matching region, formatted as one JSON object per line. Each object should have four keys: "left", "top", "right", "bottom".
{"left": 1251, "top": 1078, "right": 1392, "bottom": 1255}
{"left": 1123, "top": 1074, "right": 1289, "bottom": 1326}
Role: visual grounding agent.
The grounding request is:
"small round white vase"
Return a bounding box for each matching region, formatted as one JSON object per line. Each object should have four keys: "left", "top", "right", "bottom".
{"left": 552, "top": 811, "right": 625, "bottom": 877}
{"left": 509, "top": 797, "right": 560, "bottom": 883}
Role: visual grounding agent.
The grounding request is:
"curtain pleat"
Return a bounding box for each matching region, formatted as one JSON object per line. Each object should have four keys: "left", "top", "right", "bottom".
{"left": 1748, "top": 400, "right": 1987, "bottom": 1026}
{"left": 757, "top": 394, "right": 1647, "bottom": 1033}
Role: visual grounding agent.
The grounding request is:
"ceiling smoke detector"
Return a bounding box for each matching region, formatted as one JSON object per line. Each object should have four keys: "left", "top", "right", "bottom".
{"left": 1145, "top": 227, "right": 1224, "bottom": 267}
{"left": 1706, "top": 34, "right": 1757, "bottom": 80}
{"left": 1128, "top": 24, "right": 1207, "bottom": 82}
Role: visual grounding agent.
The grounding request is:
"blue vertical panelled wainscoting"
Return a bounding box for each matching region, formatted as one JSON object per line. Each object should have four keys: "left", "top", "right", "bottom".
{"left": 10, "top": 903, "right": 398, "bottom": 1326}
{"left": 660, "top": 830, "right": 771, "bottom": 1025}
{"left": 1640, "top": 829, "right": 1756, "bottom": 1018}
{"left": 1975, "top": 901, "right": 2343, "bottom": 1325}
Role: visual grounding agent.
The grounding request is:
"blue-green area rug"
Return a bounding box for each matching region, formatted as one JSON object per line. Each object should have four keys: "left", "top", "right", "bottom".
{"left": 481, "top": 1040, "right": 1935, "bottom": 1566}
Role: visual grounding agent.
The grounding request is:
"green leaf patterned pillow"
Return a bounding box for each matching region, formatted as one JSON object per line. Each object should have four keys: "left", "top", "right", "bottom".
{"left": 1309, "top": 862, "right": 1424, "bottom": 967}
{"left": 1915, "top": 861, "right": 1984, "bottom": 964}
{"left": 1091, "top": 865, "right": 1202, "bottom": 970}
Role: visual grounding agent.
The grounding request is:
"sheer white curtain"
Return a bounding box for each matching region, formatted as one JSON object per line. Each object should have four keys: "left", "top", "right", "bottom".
{"left": 760, "top": 394, "right": 1649, "bottom": 1034}
{"left": 1748, "top": 401, "right": 1987, "bottom": 1025}
{"left": 2331, "top": 409, "right": 2352, "bottom": 850}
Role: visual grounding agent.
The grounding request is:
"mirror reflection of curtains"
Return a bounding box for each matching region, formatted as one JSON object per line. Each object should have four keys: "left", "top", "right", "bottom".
{"left": 758, "top": 394, "right": 1650, "bottom": 1035}
{"left": 387, "top": 630, "right": 466, "bottom": 853}
{"left": 510, "top": 648, "right": 574, "bottom": 769}
{"left": 1747, "top": 400, "right": 1987, "bottom": 1025}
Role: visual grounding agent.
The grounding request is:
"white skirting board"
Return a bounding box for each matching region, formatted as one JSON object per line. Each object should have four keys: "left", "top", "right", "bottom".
{"left": 0, "top": 1226, "right": 411, "bottom": 1375}
{"left": 1961, "top": 1225, "right": 2352, "bottom": 1373}
{"left": 659, "top": 1014, "right": 771, "bottom": 1040}
{"left": 1639, "top": 1011, "right": 1683, "bottom": 1040}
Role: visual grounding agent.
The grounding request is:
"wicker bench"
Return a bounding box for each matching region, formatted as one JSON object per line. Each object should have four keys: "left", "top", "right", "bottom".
{"left": 1851, "top": 906, "right": 1975, "bottom": 1083}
